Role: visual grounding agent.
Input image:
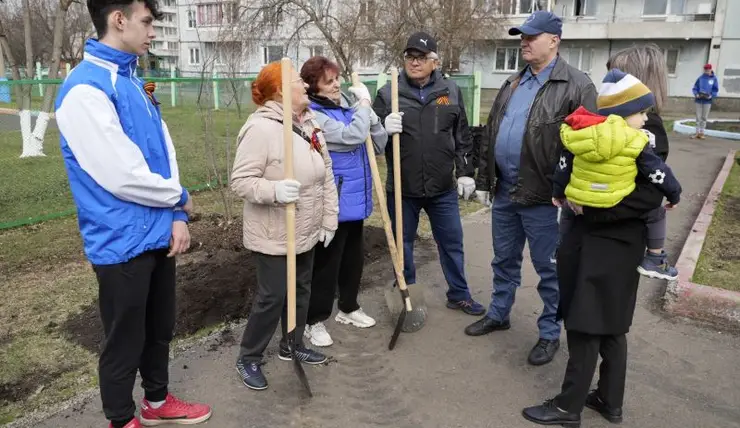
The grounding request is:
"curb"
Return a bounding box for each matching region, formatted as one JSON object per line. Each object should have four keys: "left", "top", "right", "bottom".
{"left": 673, "top": 118, "right": 740, "bottom": 140}
{"left": 664, "top": 149, "right": 740, "bottom": 328}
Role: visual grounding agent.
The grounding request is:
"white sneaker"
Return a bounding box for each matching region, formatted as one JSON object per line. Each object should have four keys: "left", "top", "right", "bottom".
{"left": 304, "top": 322, "right": 333, "bottom": 347}
{"left": 335, "top": 308, "right": 376, "bottom": 328}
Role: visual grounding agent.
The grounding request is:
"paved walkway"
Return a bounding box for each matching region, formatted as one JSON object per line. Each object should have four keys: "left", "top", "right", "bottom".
{"left": 30, "top": 135, "right": 740, "bottom": 428}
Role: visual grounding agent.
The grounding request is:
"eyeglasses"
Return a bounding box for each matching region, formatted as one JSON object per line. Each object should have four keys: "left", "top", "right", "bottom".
{"left": 403, "top": 54, "right": 433, "bottom": 64}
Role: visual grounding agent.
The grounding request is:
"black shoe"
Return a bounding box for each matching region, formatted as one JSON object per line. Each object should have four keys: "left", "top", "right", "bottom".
{"left": 585, "top": 390, "right": 623, "bottom": 423}
{"left": 522, "top": 399, "right": 581, "bottom": 427}
{"left": 528, "top": 338, "right": 560, "bottom": 366}
{"left": 464, "top": 316, "right": 511, "bottom": 336}
{"left": 279, "top": 344, "right": 328, "bottom": 365}
{"left": 236, "top": 358, "right": 268, "bottom": 390}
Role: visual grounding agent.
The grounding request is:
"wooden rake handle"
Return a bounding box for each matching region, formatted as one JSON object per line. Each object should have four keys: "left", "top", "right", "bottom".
{"left": 351, "top": 73, "right": 412, "bottom": 312}
{"left": 281, "top": 57, "right": 298, "bottom": 332}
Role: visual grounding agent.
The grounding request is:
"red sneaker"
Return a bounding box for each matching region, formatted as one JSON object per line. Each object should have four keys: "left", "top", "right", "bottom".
{"left": 140, "top": 394, "right": 212, "bottom": 426}
{"left": 108, "top": 418, "right": 141, "bottom": 428}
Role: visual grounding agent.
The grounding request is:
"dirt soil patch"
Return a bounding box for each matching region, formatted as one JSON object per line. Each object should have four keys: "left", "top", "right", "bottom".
{"left": 706, "top": 121, "right": 740, "bottom": 133}
{"left": 62, "top": 214, "right": 435, "bottom": 354}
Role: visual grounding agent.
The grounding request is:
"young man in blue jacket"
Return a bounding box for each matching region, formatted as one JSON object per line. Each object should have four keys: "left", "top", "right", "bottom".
{"left": 55, "top": 1, "right": 211, "bottom": 427}
{"left": 692, "top": 63, "right": 719, "bottom": 139}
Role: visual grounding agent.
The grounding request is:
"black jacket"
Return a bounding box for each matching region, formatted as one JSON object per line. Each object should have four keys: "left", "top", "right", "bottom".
{"left": 557, "top": 114, "right": 670, "bottom": 335}
{"left": 476, "top": 56, "right": 598, "bottom": 205}
{"left": 373, "top": 69, "right": 475, "bottom": 198}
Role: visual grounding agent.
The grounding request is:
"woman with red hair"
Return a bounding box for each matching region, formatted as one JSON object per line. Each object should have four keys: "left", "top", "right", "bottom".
{"left": 230, "top": 61, "right": 339, "bottom": 391}
{"left": 299, "top": 56, "right": 388, "bottom": 348}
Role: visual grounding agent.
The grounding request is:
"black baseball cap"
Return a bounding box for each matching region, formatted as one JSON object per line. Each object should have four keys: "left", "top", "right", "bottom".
{"left": 404, "top": 31, "right": 437, "bottom": 54}
{"left": 508, "top": 11, "right": 563, "bottom": 37}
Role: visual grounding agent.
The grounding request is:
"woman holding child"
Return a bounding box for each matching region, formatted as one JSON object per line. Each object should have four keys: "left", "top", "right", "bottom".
{"left": 521, "top": 44, "right": 678, "bottom": 426}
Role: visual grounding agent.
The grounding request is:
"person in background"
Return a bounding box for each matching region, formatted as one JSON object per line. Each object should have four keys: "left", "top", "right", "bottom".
{"left": 55, "top": 0, "right": 212, "bottom": 426}
{"left": 231, "top": 61, "right": 338, "bottom": 391}
{"left": 608, "top": 44, "right": 679, "bottom": 280}
{"left": 691, "top": 63, "right": 719, "bottom": 139}
{"left": 469, "top": 11, "right": 598, "bottom": 367}
{"left": 298, "top": 56, "right": 388, "bottom": 347}
{"left": 372, "top": 31, "right": 485, "bottom": 316}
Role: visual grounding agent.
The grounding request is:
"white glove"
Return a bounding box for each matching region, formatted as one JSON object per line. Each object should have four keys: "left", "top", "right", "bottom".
{"left": 384, "top": 112, "right": 404, "bottom": 134}
{"left": 642, "top": 129, "right": 656, "bottom": 148}
{"left": 348, "top": 83, "right": 371, "bottom": 104}
{"left": 475, "top": 190, "right": 491, "bottom": 206}
{"left": 369, "top": 108, "right": 380, "bottom": 125}
{"left": 457, "top": 176, "right": 476, "bottom": 200}
{"left": 318, "top": 228, "right": 335, "bottom": 247}
{"left": 274, "top": 179, "right": 300, "bottom": 204}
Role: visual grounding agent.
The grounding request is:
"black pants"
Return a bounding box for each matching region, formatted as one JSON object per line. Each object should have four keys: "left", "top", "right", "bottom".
{"left": 307, "top": 220, "right": 364, "bottom": 325}
{"left": 238, "top": 249, "right": 314, "bottom": 362}
{"left": 93, "top": 249, "right": 175, "bottom": 424}
{"left": 554, "top": 330, "right": 627, "bottom": 414}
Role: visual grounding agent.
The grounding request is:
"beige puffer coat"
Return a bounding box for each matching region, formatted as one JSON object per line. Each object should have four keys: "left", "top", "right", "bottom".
{"left": 231, "top": 100, "right": 339, "bottom": 256}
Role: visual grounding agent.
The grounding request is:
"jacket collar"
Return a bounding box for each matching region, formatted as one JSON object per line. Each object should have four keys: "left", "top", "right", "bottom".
{"left": 507, "top": 54, "right": 570, "bottom": 84}
{"left": 83, "top": 39, "right": 139, "bottom": 78}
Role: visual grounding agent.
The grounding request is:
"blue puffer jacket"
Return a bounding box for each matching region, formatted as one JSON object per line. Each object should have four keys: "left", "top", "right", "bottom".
{"left": 310, "top": 95, "right": 376, "bottom": 223}
{"left": 693, "top": 72, "right": 719, "bottom": 104}
{"left": 55, "top": 39, "right": 189, "bottom": 265}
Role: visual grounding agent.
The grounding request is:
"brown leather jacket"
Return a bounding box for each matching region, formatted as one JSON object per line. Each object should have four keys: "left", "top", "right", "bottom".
{"left": 476, "top": 56, "right": 598, "bottom": 205}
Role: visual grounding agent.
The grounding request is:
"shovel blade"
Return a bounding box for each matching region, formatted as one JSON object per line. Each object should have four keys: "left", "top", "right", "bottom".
{"left": 287, "top": 332, "right": 312, "bottom": 397}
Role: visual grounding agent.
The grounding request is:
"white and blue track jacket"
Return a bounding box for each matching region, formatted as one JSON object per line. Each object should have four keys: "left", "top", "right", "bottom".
{"left": 55, "top": 39, "right": 189, "bottom": 266}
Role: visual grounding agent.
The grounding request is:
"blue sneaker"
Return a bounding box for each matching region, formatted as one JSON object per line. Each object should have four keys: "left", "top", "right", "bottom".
{"left": 446, "top": 298, "right": 486, "bottom": 316}
{"left": 637, "top": 250, "right": 678, "bottom": 281}
{"left": 236, "top": 358, "right": 267, "bottom": 390}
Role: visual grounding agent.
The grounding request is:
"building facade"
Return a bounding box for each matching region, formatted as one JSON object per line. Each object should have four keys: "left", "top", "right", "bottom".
{"left": 169, "top": 0, "right": 738, "bottom": 101}
{"left": 149, "top": 0, "right": 180, "bottom": 70}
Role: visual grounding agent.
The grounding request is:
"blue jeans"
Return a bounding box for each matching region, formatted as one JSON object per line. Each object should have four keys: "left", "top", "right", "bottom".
{"left": 386, "top": 189, "right": 471, "bottom": 302}
{"left": 488, "top": 187, "right": 561, "bottom": 340}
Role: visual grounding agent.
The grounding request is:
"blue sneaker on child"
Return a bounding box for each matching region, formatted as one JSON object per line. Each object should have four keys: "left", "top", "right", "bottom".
{"left": 637, "top": 250, "right": 678, "bottom": 281}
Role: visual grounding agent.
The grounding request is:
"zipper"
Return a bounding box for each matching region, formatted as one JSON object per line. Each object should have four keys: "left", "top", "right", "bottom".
{"left": 130, "top": 63, "right": 153, "bottom": 118}
{"left": 362, "top": 145, "right": 369, "bottom": 217}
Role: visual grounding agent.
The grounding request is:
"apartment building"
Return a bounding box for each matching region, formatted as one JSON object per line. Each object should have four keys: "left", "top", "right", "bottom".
{"left": 148, "top": 0, "right": 180, "bottom": 70}
{"left": 172, "top": 0, "right": 738, "bottom": 101}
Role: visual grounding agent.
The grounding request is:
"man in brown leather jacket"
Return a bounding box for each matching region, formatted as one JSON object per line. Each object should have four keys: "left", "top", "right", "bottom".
{"left": 465, "top": 11, "right": 598, "bottom": 367}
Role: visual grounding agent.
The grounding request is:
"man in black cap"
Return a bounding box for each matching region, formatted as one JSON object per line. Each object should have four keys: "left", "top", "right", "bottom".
{"left": 372, "top": 31, "right": 484, "bottom": 316}
{"left": 466, "top": 11, "right": 598, "bottom": 366}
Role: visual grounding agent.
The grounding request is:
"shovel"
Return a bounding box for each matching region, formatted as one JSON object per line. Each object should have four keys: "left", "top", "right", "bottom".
{"left": 351, "top": 73, "right": 426, "bottom": 349}
{"left": 281, "top": 57, "right": 312, "bottom": 397}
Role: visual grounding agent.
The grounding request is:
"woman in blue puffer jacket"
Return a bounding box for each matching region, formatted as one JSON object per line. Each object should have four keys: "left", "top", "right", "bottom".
{"left": 299, "top": 56, "right": 389, "bottom": 347}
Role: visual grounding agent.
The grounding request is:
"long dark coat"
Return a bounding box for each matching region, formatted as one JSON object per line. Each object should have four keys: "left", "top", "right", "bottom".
{"left": 555, "top": 115, "right": 669, "bottom": 335}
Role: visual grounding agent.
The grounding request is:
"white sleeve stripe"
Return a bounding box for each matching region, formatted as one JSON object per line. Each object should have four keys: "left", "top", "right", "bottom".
{"left": 56, "top": 84, "right": 184, "bottom": 208}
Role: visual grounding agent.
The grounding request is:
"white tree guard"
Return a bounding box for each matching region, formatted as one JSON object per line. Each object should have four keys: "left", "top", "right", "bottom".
{"left": 19, "top": 110, "right": 46, "bottom": 157}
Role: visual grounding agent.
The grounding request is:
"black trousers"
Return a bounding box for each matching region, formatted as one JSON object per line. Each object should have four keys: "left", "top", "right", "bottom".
{"left": 238, "top": 249, "right": 314, "bottom": 362}
{"left": 554, "top": 330, "right": 627, "bottom": 414}
{"left": 93, "top": 249, "right": 175, "bottom": 424}
{"left": 307, "top": 220, "right": 364, "bottom": 325}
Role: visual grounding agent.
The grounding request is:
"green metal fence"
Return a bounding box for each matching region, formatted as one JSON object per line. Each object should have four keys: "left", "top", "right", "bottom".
{"left": 0, "top": 72, "right": 480, "bottom": 230}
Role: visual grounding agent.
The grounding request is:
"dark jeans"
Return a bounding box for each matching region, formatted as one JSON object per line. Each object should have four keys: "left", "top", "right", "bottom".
{"left": 554, "top": 330, "right": 628, "bottom": 414}
{"left": 489, "top": 186, "right": 560, "bottom": 340}
{"left": 386, "top": 189, "right": 471, "bottom": 302}
{"left": 238, "top": 249, "right": 315, "bottom": 362}
{"left": 308, "top": 220, "right": 364, "bottom": 325}
{"left": 92, "top": 249, "right": 175, "bottom": 425}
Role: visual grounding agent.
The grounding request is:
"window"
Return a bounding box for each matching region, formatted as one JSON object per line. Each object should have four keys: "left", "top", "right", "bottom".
{"left": 262, "top": 46, "right": 284, "bottom": 65}
{"left": 493, "top": 0, "right": 548, "bottom": 15}
{"left": 561, "top": 47, "right": 592, "bottom": 73}
{"left": 189, "top": 48, "right": 201, "bottom": 65}
{"left": 663, "top": 48, "right": 679, "bottom": 75}
{"left": 573, "top": 0, "right": 596, "bottom": 16}
{"left": 163, "top": 12, "right": 175, "bottom": 23}
{"left": 187, "top": 10, "right": 196, "bottom": 27}
{"left": 359, "top": 0, "right": 376, "bottom": 24}
{"left": 309, "top": 45, "right": 324, "bottom": 57}
{"left": 150, "top": 41, "right": 158, "bottom": 50}
{"left": 197, "top": 3, "right": 235, "bottom": 26}
{"left": 494, "top": 47, "right": 521, "bottom": 72}
{"left": 643, "top": 0, "right": 684, "bottom": 15}
{"left": 162, "top": 0, "right": 175, "bottom": 6}
{"left": 358, "top": 46, "right": 374, "bottom": 68}
{"left": 165, "top": 27, "right": 177, "bottom": 36}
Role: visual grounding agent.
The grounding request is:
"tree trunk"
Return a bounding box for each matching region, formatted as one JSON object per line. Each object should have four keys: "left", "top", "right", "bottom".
{"left": 19, "top": 0, "right": 41, "bottom": 157}
{"left": 24, "top": 0, "right": 73, "bottom": 158}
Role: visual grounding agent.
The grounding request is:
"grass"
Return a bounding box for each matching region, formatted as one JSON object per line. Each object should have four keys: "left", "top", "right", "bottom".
{"left": 693, "top": 157, "right": 740, "bottom": 291}
{"left": 682, "top": 120, "right": 740, "bottom": 134}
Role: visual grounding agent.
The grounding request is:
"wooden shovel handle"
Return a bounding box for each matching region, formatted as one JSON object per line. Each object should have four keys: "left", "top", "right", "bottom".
{"left": 281, "top": 57, "right": 297, "bottom": 331}
{"left": 351, "top": 73, "right": 412, "bottom": 312}
{"left": 390, "top": 68, "right": 403, "bottom": 269}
